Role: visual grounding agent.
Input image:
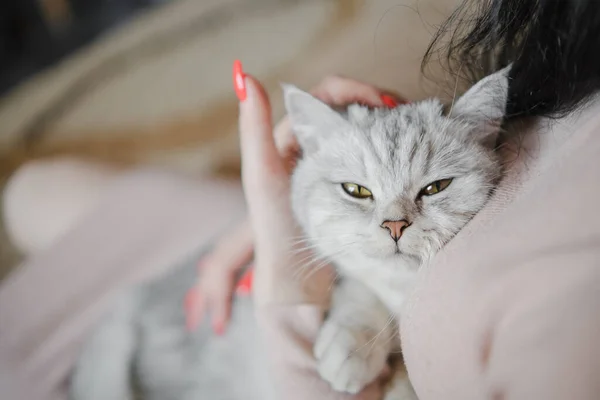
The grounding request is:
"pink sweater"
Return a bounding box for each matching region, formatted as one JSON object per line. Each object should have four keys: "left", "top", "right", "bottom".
{"left": 2, "top": 98, "right": 600, "bottom": 399}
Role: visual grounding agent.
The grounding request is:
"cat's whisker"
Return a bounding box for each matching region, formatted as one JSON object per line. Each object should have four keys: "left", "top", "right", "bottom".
{"left": 293, "top": 248, "right": 335, "bottom": 268}
{"left": 289, "top": 233, "right": 356, "bottom": 241}
{"left": 287, "top": 234, "right": 355, "bottom": 248}
{"left": 376, "top": 318, "right": 403, "bottom": 354}
{"left": 354, "top": 314, "right": 397, "bottom": 356}
{"left": 299, "top": 259, "right": 332, "bottom": 284}
{"left": 291, "top": 243, "right": 359, "bottom": 283}
{"left": 288, "top": 243, "right": 324, "bottom": 255}
{"left": 288, "top": 241, "right": 357, "bottom": 257}
{"left": 290, "top": 239, "right": 361, "bottom": 259}
{"left": 288, "top": 236, "right": 350, "bottom": 249}
{"left": 290, "top": 250, "right": 339, "bottom": 281}
{"left": 292, "top": 260, "right": 332, "bottom": 284}
{"left": 294, "top": 248, "right": 345, "bottom": 273}
{"left": 295, "top": 253, "right": 329, "bottom": 271}
{"left": 326, "top": 275, "right": 341, "bottom": 292}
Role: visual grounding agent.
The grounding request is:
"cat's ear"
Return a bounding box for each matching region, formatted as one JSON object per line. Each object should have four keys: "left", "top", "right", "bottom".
{"left": 450, "top": 65, "right": 511, "bottom": 145}
{"left": 282, "top": 84, "right": 350, "bottom": 153}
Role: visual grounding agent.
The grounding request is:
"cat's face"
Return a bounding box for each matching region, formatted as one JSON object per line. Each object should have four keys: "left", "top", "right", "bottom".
{"left": 285, "top": 68, "right": 509, "bottom": 270}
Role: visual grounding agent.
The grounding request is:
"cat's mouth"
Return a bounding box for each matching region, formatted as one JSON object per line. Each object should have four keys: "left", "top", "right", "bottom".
{"left": 377, "top": 243, "right": 405, "bottom": 259}
{"left": 387, "top": 242, "right": 420, "bottom": 260}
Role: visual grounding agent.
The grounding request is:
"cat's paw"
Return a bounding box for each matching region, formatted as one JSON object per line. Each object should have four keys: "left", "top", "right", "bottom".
{"left": 314, "top": 320, "right": 389, "bottom": 394}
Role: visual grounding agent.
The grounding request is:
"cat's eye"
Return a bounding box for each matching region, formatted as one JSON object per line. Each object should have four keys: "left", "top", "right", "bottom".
{"left": 341, "top": 183, "right": 373, "bottom": 199}
{"left": 419, "top": 178, "right": 453, "bottom": 196}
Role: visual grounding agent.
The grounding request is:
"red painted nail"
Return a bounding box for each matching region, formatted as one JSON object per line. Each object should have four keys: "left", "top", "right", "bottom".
{"left": 381, "top": 94, "right": 399, "bottom": 108}
{"left": 235, "top": 268, "right": 253, "bottom": 295}
{"left": 233, "top": 60, "right": 247, "bottom": 101}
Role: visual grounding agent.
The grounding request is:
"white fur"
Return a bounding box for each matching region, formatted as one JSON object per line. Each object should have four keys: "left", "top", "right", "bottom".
{"left": 314, "top": 278, "right": 396, "bottom": 394}
{"left": 285, "top": 67, "right": 510, "bottom": 395}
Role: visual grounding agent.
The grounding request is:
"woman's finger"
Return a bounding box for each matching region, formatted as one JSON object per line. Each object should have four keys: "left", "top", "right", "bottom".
{"left": 273, "top": 117, "right": 295, "bottom": 154}
{"left": 234, "top": 62, "right": 284, "bottom": 190}
{"left": 201, "top": 221, "right": 253, "bottom": 275}
{"left": 210, "top": 283, "right": 234, "bottom": 336}
{"left": 309, "top": 75, "right": 391, "bottom": 107}
{"left": 184, "top": 287, "right": 204, "bottom": 332}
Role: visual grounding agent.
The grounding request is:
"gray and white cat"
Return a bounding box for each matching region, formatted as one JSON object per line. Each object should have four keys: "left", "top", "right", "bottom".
{"left": 69, "top": 67, "right": 509, "bottom": 400}
{"left": 284, "top": 66, "right": 509, "bottom": 397}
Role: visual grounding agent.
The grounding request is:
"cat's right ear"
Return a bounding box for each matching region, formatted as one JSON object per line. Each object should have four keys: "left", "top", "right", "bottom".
{"left": 282, "top": 84, "right": 350, "bottom": 154}
{"left": 450, "top": 65, "right": 511, "bottom": 146}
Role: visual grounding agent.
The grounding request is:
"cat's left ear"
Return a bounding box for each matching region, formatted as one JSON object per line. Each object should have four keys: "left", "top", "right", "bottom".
{"left": 283, "top": 84, "right": 351, "bottom": 154}
{"left": 450, "top": 65, "right": 511, "bottom": 145}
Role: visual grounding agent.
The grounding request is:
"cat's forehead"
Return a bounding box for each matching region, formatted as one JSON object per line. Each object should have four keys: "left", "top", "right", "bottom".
{"left": 359, "top": 101, "right": 465, "bottom": 162}
{"left": 320, "top": 100, "right": 476, "bottom": 185}
{"left": 374, "top": 100, "right": 448, "bottom": 137}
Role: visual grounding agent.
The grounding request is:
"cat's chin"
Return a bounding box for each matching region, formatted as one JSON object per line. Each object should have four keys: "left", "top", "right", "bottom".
{"left": 383, "top": 250, "right": 416, "bottom": 263}
{"left": 328, "top": 243, "right": 420, "bottom": 266}
{"left": 378, "top": 245, "right": 423, "bottom": 265}
{"left": 363, "top": 246, "right": 411, "bottom": 261}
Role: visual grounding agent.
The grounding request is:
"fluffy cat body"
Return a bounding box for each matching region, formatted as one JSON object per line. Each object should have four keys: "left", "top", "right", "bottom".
{"left": 284, "top": 67, "right": 510, "bottom": 396}
{"left": 70, "top": 68, "right": 509, "bottom": 400}
{"left": 70, "top": 261, "right": 276, "bottom": 400}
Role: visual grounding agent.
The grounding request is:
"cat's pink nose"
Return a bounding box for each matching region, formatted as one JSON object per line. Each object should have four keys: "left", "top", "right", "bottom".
{"left": 381, "top": 220, "right": 410, "bottom": 242}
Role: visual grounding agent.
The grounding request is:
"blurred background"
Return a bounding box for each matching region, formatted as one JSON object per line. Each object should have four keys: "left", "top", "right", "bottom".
{"left": 0, "top": 0, "right": 460, "bottom": 278}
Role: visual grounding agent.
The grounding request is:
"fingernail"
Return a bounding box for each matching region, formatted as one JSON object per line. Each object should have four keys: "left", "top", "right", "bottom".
{"left": 233, "top": 59, "right": 247, "bottom": 101}
{"left": 213, "top": 320, "right": 225, "bottom": 336}
{"left": 381, "top": 94, "right": 399, "bottom": 108}
{"left": 235, "top": 268, "right": 253, "bottom": 295}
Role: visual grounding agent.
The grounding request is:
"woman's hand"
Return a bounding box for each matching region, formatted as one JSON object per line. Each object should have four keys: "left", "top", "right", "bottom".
{"left": 185, "top": 63, "right": 406, "bottom": 333}
{"left": 184, "top": 221, "right": 253, "bottom": 333}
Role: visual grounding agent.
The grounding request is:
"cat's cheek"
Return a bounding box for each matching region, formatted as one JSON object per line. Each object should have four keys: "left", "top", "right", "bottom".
{"left": 397, "top": 235, "right": 421, "bottom": 256}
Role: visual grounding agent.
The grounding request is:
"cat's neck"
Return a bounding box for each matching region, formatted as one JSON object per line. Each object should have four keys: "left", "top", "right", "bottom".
{"left": 333, "top": 253, "right": 420, "bottom": 315}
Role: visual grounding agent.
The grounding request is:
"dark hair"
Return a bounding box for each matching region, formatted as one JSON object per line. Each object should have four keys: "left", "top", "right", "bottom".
{"left": 423, "top": 0, "right": 600, "bottom": 119}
